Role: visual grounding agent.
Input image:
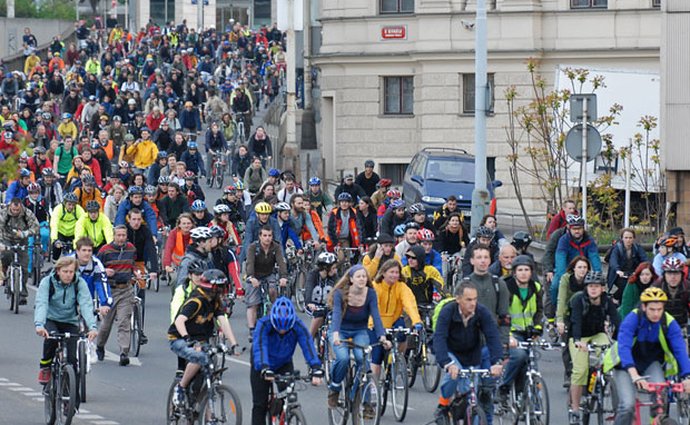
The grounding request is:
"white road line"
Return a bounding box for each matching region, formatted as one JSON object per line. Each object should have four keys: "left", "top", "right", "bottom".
{"left": 103, "top": 350, "right": 142, "bottom": 367}
{"left": 226, "top": 357, "right": 251, "bottom": 367}
{"left": 24, "top": 392, "right": 43, "bottom": 396}
{"left": 0, "top": 382, "right": 20, "bottom": 386}
{"left": 90, "top": 421, "right": 119, "bottom": 425}
{"left": 0, "top": 378, "right": 8, "bottom": 381}
{"left": 32, "top": 397, "right": 43, "bottom": 401}
{"left": 8, "top": 386, "right": 34, "bottom": 391}
{"left": 74, "top": 414, "right": 104, "bottom": 420}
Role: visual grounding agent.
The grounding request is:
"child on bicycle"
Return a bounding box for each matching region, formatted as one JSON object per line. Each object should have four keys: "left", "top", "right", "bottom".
{"left": 168, "top": 269, "right": 241, "bottom": 407}
{"left": 34, "top": 256, "right": 98, "bottom": 385}
{"left": 304, "top": 252, "right": 338, "bottom": 337}
{"left": 250, "top": 297, "right": 323, "bottom": 425}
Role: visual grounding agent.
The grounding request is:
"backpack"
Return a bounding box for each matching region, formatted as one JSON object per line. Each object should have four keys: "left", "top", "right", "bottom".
{"left": 431, "top": 275, "right": 500, "bottom": 331}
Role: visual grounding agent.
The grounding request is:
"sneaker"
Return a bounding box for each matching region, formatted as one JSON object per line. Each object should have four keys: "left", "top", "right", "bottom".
{"left": 140, "top": 333, "right": 149, "bottom": 345}
{"left": 96, "top": 346, "right": 105, "bottom": 361}
{"left": 119, "top": 353, "right": 130, "bottom": 366}
{"left": 496, "top": 386, "right": 511, "bottom": 410}
{"left": 569, "top": 410, "right": 580, "bottom": 425}
{"left": 172, "top": 384, "right": 186, "bottom": 407}
{"left": 38, "top": 367, "right": 51, "bottom": 385}
{"left": 327, "top": 390, "right": 340, "bottom": 409}
{"left": 362, "top": 402, "right": 376, "bottom": 420}
{"left": 433, "top": 405, "right": 450, "bottom": 425}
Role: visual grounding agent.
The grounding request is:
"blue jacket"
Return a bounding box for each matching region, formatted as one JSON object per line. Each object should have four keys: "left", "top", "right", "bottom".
{"left": 179, "top": 108, "right": 202, "bottom": 131}
{"left": 34, "top": 271, "right": 97, "bottom": 330}
{"left": 279, "top": 219, "right": 302, "bottom": 251}
{"left": 251, "top": 316, "right": 321, "bottom": 371}
{"left": 71, "top": 253, "right": 112, "bottom": 307}
{"left": 180, "top": 150, "right": 206, "bottom": 176}
{"left": 606, "top": 241, "right": 648, "bottom": 289}
{"left": 5, "top": 181, "right": 28, "bottom": 203}
{"left": 114, "top": 198, "right": 158, "bottom": 237}
{"left": 402, "top": 248, "right": 443, "bottom": 275}
{"left": 617, "top": 310, "right": 690, "bottom": 378}
{"left": 553, "top": 231, "right": 601, "bottom": 301}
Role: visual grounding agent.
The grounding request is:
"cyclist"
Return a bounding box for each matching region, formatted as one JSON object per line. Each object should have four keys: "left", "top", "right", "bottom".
{"left": 606, "top": 228, "right": 648, "bottom": 304}
{"left": 402, "top": 244, "right": 444, "bottom": 305}
{"left": 552, "top": 214, "right": 602, "bottom": 306}
{"left": 37, "top": 168, "right": 64, "bottom": 210}
{"left": 215, "top": 185, "right": 246, "bottom": 225}
{"left": 510, "top": 230, "right": 533, "bottom": 258}
{"left": 393, "top": 224, "right": 407, "bottom": 244}
{"left": 50, "top": 193, "right": 86, "bottom": 260}
{"left": 432, "top": 281, "right": 504, "bottom": 425}
{"left": 380, "top": 199, "right": 408, "bottom": 238}
{"left": 190, "top": 199, "right": 213, "bottom": 227}
{"left": 370, "top": 259, "right": 423, "bottom": 378}
{"left": 566, "top": 271, "right": 619, "bottom": 424}
{"left": 326, "top": 192, "right": 362, "bottom": 260}
{"left": 245, "top": 225, "right": 289, "bottom": 338}
{"left": 652, "top": 235, "right": 687, "bottom": 277}
{"left": 488, "top": 244, "right": 518, "bottom": 279}
{"left": 304, "top": 252, "right": 338, "bottom": 337}
{"left": 126, "top": 127, "right": 159, "bottom": 171}
{"left": 655, "top": 257, "right": 690, "bottom": 326}
{"left": 370, "top": 178, "right": 392, "bottom": 209}
{"left": 326, "top": 264, "right": 390, "bottom": 410}
{"left": 376, "top": 188, "right": 401, "bottom": 219}
{"left": 74, "top": 200, "right": 113, "bottom": 252}
{"left": 277, "top": 173, "right": 303, "bottom": 204}
{"left": 163, "top": 213, "right": 194, "bottom": 277}
{"left": 35, "top": 256, "right": 98, "bottom": 385}
{"left": 356, "top": 196, "right": 378, "bottom": 242}
{"left": 306, "top": 176, "right": 333, "bottom": 218}
{"left": 496, "top": 255, "right": 543, "bottom": 405}
{"left": 0, "top": 197, "right": 40, "bottom": 304}
{"left": 95, "top": 225, "right": 138, "bottom": 367}
{"left": 432, "top": 195, "right": 465, "bottom": 230}
{"left": 362, "top": 233, "right": 402, "bottom": 278}
{"left": 240, "top": 202, "right": 282, "bottom": 264}
{"left": 180, "top": 141, "right": 206, "bottom": 178}
{"left": 72, "top": 237, "right": 111, "bottom": 317}
{"left": 355, "top": 159, "right": 380, "bottom": 197}
{"left": 395, "top": 221, "right": 420, "bottom": 259}
{"left": 125, "top": 207, "right": 159, "bottom": 335}
{"left": 170, "top": 260, "right": 206, "bottom": 323}
{"left": 175, "top": 226, "right": 214, "bottom": 289}
{"left": 288, "top": 194, "right": 321, "bottom": 249}
{"left": 333, "top": 173, "right": 366, "bottom": 202}
{"left": 143, "top": 185, "right": 162, "bottom": 226}
{"left": 148, "top": 151, "right": 169, "bottom": 184}
{"left": 461, "top": 226, "right": 499, "bottom": 277}
{"left": 408, "top": 203, "right": 435, "bottom": 231}
{"left": 250, "top": 297, "right": 323, "bottom": 425}
{"left": 604, "top": 287, "right": 690, "bottom": 425}
{"left": 618, "top": 262, "right": 658, "bottom": 319}
{"left": 403, "top": 228, "right": 443, "bottom": 274}
{"left": 208, "top": 225, "right": 242, "bottom": 296}
{"left": 159, "top": 182, "right": 190, "bottom": 228}
{"left": 204, "top": 122, "right": 228, "bottom": 186}
{"left": 23, "top": 182, "right": 50, "bottom": 263}
{"left": 210, "top": 204, "right": 241, "bottom": 247}
{"left": 114, "top": 186, "right": 159, "bottom": 238}
{"left": 5, "top": 168, "right": 32, "bottom": 203}
{"left": 169, "top": 269, "right": 241, "bottom": 407}
{"left": 274, "top": 202, "right": 302, "bottom": 252}
{"left": 435, "top": 212, "right": 467, "bottom": 256}
{"left": 546, "top": 199, "right": 578, "bottom": 240}
{"left": 183, "top": 171, "right": 206, "bottom": 203}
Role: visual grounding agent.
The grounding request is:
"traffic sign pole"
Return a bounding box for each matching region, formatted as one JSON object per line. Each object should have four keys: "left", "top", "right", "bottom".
{"left": 581, "top": 98, "right": 588, "bottom": 227}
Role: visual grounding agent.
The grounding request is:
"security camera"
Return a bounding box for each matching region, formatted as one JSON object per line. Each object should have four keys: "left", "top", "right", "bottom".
{"left": 461, "top": 20, "right": 475, "bottom": 30}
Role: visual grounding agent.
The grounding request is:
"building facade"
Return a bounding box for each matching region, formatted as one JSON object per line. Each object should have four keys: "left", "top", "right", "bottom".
{"left": 313, "top": 0, "right": 661, "bottom": 215}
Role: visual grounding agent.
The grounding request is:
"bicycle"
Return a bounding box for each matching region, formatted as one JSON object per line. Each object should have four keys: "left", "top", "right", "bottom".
{"left": 328, "top": 340, "right": 382, "bottom": 425}
{"left": 380, "top": 327, "right": 413, "bottom": 422}
{"left": 75, "top": 334, "right": 90, "bottom": 404}
{"left": 31, "top": 238, "right": 44, "bottom": 286}
{"left": 406, "top": 304, "right": 441, "bottom": 393}
{"left": 286, "top": 245, "right": 309, "bottom": 313}
{"left": 43, "top": 332, "right": 78, "bottom": 425}
{"left": 235, "top": 111, "right": 250, "bottom": 145}
{"left": 441, "top": 252, "right": 463, "bottom": 295}
{"left": 312, "top": 306, "right": 331, "bottom": 384}
{"left": 494, "top": 339, "right": 561, "bottom": 425}
{"left": 266, "top": 370, "right": 312, "bottom": 424}
{"left": 634, "top": 380, "right": 684, "bottom": 425}
{"left": 209, "top": 151, "right": 228, "bottom": 189}
{"left": 129, "top": 281, "right": 144, "bottom": 357}
{"left": 3, "top": 243, "right": 26, "bottom": 314}
{"left": 166, "top": 342, "right": 243, "bottom": 425}
{"left": 579, "top": 343, "right": 617, "bottom": 425}
{"left": 335, "top": 246, "right": 359, "bottom": 277}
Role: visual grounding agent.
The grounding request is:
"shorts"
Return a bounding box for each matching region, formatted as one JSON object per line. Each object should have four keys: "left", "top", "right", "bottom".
{"left": 244, "top": 274, "right": 278, "bottom": 307}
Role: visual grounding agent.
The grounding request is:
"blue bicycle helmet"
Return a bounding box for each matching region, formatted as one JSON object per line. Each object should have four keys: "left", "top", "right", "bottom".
{"left": 390, "top": 199, "right": 405, "bottom": 210}
{"left": 188, "top": 141, "right": 198, "bottom": 150}
{"left": 337, "top": 192, "right": 353, "bottom": 202}
{"left": 128, "top": 186, "right": 144, "bottom": 196}
{"left": 270, "top": 297, "right": 297, "bottom": 332}
{"left": 308, "top": 176, "right": 321, "bottom": 186}
{"left": 268, "top": 168, "right": 281, "bottom": 178}
{"left": 191, "top": 199, "right": 206, "bottom": 211}
{"left": 394, "top": 224, "right": 407, "bottom": 237}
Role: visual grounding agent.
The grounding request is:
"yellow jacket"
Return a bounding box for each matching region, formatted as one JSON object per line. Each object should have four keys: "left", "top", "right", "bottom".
{"left": 362, "top": 253, "right": 402, "bottom": 279}
{"left": 370, "top": 280, "right": 422, "bottom": 329}
{"left": 74, "top": 213, "right": 113, "bottom": 248}
{"left": 127, "top": 139, "right": 158, "bottom": 169}
{"left": 50, "top": 204, "right": 86, "bottom": 241}
{"left": 24, "top": 55, "right": 40, "bottom": 76}
{"left": 58, "top": 122, "right": 78, "bottom": 140}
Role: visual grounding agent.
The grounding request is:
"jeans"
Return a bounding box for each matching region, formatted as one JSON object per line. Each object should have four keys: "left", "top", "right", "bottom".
{"left": 439, "top": 352, "right": 472, "bottom": 399}
{"left": 501, "top": 336, "right": 529, "bottom": 390}
{"left": 613, "top": 362, "right": 664, "bottom": 425}
{"left": 328, "top": 328, "right": 369, "bottom": 392}
{"left": 169, "top": 338, "right": 210, "bottom": 366}
{"left": 479, "top": 346, "right": 496, "bottom": 425}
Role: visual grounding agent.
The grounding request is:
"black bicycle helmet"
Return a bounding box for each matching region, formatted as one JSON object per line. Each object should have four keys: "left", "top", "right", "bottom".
{"left": 511, "top": 231, "right": 533, "bottom": 250}
{"left": 85, "top": 200, "right": 100, "bottom": 212}
{"left": 476, "top": 226, "right": 495, "bottom": 240}
{"left": 511, "top": 255, "right": 535, "bottom": 270}
{"left": 584, "top": 271, "right": 605, "bottom": 285}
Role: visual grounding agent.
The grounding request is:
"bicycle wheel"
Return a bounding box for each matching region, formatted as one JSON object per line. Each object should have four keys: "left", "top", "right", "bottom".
{"left": 582, "top": 396, "right": 597, "bottom": 425}
{"left": 354, "top": 375, "right": 381, "bottom": 425}
{"left": 660, "top": 418, "right": 680, "bottom": 425}
{"left": 55, "top": 364, "right": 76, "bottom": 425}
{"left": 421, "top": 347, "right": 441, "bottom": 393}
{"left": 600, "top": 377, "right": 617, "bottom": 425}
{"left": 328, "top": 381, "right": 347, "bottom": 425}
{"left": 32, "top": 250, "right": 41, "bottom": 286}
{"left": 457, "top": 404, "right": 488, "bottom": 425}
{"left": 12, "top": 268, "right": 20, "bottom": 314}
{"left": 198, "top": 384, "right": 242, "bottom": 425}
{"left": 153, "top": 274, "right": 160, "bottom": 293}
{"left": 529, "top": 375, "right": 549, "bottom": 425}
{"left": 130, "top": 304, "right": 142, "bottom": 357}
{"left": 287, "top": 407, "right": 307, "bottom": 424}
{"left": 406, "top": 351, "right": 418, "bottom": 388}
{"left": 390, "top": 357, "right": 409, "bottom": 422}
{"left": 677, "top": 392, "right": 690, "bottom": 425}
{"left": 44, "top": 377, "right": 56, "bottom": 425}
{"left": 380, "top": 365, "right": 389, "bottom": 417}
{"left": 78, "top": 341, "right": 87, "bottom": 403}
{"left": 293, "top": 270, "right": 306, "bottom": 313}
{"left": 215, "top": 166, "right": 224, "bottom": 189}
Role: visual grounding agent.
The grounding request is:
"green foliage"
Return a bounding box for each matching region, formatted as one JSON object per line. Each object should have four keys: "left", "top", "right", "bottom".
{"left": 0, "top": 0, "right": 75, "bottom": 20}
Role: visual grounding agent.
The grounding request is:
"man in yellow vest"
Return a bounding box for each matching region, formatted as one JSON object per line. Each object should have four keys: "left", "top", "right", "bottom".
{"left": 604, "top": 287, "right": 690, "bottom": 425}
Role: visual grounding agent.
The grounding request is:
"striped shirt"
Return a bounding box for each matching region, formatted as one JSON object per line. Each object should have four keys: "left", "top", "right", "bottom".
{"left": 97, "top": 242, "right": 136, "bottom": 285}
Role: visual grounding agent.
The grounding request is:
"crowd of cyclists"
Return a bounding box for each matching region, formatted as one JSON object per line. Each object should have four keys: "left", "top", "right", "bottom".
{"left": 3, "top": 18, "right": 690, "bottom": 425}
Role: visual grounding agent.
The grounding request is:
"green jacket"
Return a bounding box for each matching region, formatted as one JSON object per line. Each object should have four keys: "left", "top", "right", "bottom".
{"left": 618, "top": 281, "right": 647, "bottom": 320}
{"left": 50, "top": 203, "right": 86, "bottom": 240}
{"left": 170, "top": 281, "right": 194, "bottom": 323}
{"left": 74, "top": 213, "right": 113, "bottom": 248}
{"left": 556, "top": 272, "right": 584, "bottom": 324}
{"left": 34, "top": 272, "right": 97, "bottom": 330}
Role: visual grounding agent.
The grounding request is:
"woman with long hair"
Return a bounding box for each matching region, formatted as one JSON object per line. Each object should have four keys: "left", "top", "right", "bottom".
{"left": 356, "top": 196, "right": 378, "bottom": 242}
{"left": 326, "top": 264, "right": 388, "bottom": 409}
{"left": 618, "top": 261, "right": 658, "bottom": 319}
{"left": 163, "top": 213, "right": 194, "bottom": 274}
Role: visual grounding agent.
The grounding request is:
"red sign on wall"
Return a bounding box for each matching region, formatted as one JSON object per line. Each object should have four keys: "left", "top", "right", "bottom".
{"left": 381, "top": 25, "right": 407, "bottom": 40}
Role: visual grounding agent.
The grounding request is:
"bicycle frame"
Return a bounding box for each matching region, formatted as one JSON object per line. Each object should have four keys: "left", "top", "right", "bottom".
{"left": 634, "top": 381, "right": 684, "bottom": 425}
{"left": 270, "top": 371, "right": 309, "bottom": 420}
{"left": 451, "top": 368, "right": 491, "bottom": 421}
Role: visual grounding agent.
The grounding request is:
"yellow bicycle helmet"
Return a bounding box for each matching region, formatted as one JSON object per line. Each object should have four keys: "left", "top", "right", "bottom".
{"left": 640, "top": 287, "right": 668, "bottom": 303}
{"left": 254, "top": 201, "right": 273, "bottom": 214}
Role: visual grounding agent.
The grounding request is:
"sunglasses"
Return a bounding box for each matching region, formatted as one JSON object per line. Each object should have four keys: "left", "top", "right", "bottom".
{"left": 405, "top": 255, "right": 417, "bottom": 260}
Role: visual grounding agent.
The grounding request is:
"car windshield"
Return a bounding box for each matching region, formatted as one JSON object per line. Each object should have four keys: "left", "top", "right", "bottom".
{"left": 425, "top": 158, "right": 474, "bottom": 183}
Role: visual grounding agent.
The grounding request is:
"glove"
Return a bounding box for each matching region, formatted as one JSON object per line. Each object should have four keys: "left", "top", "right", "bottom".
{"left": 230, "top": 344, "right": 244, "bottom": 356}
{"left": 414, "top": 323, "right": 424, "bottom": 333}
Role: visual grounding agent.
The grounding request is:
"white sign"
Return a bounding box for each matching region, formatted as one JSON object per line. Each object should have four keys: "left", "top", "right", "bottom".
{"left": 277, "top": 0, "right": 304, "bottom": 31}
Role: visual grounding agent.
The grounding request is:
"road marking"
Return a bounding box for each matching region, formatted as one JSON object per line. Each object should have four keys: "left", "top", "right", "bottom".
{"left": 0, "top": 382, "right": 20, "bottom": 386}
{"left": 24, "top": 392, "right": 43, "bottom": 396}
{"left": 103, "top": 350, "right": 142, "bottom": 367}
{"left": 32, "top": 397, "right": 43, "bottom": 401}
{"left": 226, "top": 357, "right": 251, "bottom": 367}
{"left": 90, "top": 421, "right": 119, "bottom": 425}
{"left": 0, "top": 378, "right": 8, "bottom": 381}
{"left": 9, "top": 386, "right": 34, "bottom": 391}
{"left": 75, "top": 414, "right": 104, "bottom": 420}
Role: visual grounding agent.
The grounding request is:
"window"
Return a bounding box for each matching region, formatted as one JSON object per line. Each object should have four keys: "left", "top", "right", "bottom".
{"left": 570, "top": 0, "right": 608, "bottom": 8}
{"left": 652, "top": 0, "right": 661, "bottom": 7}
{"left": 462, "top": 73, "right": 495, "bottom": 115}
{"left": 380, "top": 0, "right": 414, "bottom": 14}
{"left": 383, "top": 76, "right": 414, "bottom": 115}
{"left": 381, "top": 163, "right": 407, "bottom": 186}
